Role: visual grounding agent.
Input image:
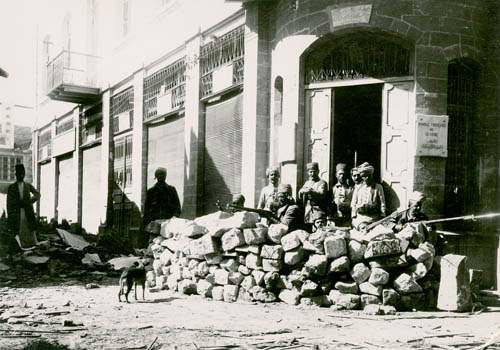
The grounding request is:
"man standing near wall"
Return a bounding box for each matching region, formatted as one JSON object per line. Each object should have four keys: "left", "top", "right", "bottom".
{"left": 351, "top": 162, "right": 386, "bottom": 230}
{"left": 7, "top": 164, "right": 41, "bottom": 249}
{"left": 331, "top": 163, "right": 354, "bottom": 227}
{"left": 298, "top": 162, "right": 329, "bottom": 232}
{"left": 142, "top": 167, "right": 181, "bottom": 245}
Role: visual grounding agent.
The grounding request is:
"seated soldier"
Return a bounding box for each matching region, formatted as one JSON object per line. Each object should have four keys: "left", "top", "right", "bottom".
{"left": 310, "top": 209, "right": 327, "bottom": 233}
{"left": 389, "top": 191, "right": 428, "bottom": 231}
{"left": 270, "top": 184, "right": 304, "bottom": 232}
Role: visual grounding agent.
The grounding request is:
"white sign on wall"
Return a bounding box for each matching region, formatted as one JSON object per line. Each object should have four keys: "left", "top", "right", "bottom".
{"left": 415, "top": 115, "right": 448, "bottom": 157}
{"left": 212, "top": 64, "right": 233, "bottom": 94}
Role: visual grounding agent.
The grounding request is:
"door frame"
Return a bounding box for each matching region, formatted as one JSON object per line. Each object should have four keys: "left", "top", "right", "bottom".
{"left": 303, "top": 76, "right": 414, "bottom": 195}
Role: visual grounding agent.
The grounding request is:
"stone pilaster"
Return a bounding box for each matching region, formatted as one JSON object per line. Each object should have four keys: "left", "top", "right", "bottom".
{"left": 183, "top": 35, "right": 203, "bottom": 218}
{"left": 241, "top": 2, "right": 271, "bottom": 207}
{"left": 101, "top": 90, "right": 112, "bottom": 225}
{"left": 131, "top": 70, "right": 145, "bottom": 208}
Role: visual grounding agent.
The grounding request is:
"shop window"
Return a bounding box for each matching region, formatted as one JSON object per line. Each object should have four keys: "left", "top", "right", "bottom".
{"left": 445, "top": 59, "right": 479, "bottom": 226}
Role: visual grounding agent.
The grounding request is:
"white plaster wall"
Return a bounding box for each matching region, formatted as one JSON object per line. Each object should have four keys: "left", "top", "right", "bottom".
{"left": 270, "top": 35, "right": 318, "bottom": 194}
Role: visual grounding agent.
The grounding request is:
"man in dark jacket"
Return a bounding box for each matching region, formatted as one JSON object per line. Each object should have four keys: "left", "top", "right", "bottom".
{"left": 7, "top": 164, "right": 41, "bottom": 249}
{"left": 143, "top": 167, "right": 181, "bottom": 226}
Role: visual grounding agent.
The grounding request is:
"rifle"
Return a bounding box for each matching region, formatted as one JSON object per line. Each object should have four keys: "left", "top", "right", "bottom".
{"left": 362, "top": 205, "right": 416, "bottom": 232}
{"left": 420, "top": 212, "right": 500, "bottom": 225}
{"left": 226, "top": 204, "right": 279, "bottom": 221}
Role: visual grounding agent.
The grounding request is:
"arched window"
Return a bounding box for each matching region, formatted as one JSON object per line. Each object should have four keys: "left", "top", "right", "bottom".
{"left": 444, "top": 59, "right": 479, "bottom": 225}
{"left": 273, "top": 76, "right": 283, "bottom": 165}
{"left": 304, "top": 33, "right": 411, "bottom": 84}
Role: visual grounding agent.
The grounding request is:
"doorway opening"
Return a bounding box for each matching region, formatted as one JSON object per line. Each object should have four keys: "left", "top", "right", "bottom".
{"left": 332, "top": 84, "right": 383, "bottom": 183}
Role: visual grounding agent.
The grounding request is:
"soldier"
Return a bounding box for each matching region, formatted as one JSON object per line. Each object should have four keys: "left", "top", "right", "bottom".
{"left": 257, "top": 166, "right": 280, "bottom": 211}
{"left": 351, "top": 162, "right": 386, "bottom": 230}
{"left": 270, "top": 184, "right": 303, "bottom": 233}
{"left": 310, "top": 209, "right": 327, "bottom": 233}
{"left": 351, "top": 167, "right": 362, "bottom": 188}
{"left": 390, "top": 191, "right": 429, "bottom": 231}
{"left": 298, "top": 162, "right": 329, "bottom": 232}
{"left": 331, "top": 163, "right": 354, "bottom": 227}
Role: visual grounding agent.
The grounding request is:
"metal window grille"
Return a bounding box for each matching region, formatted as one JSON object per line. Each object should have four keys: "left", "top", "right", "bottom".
{"left": 445, "top": 60, "right": 478, "bottom": 223}
{"left": 111, "top": 87, "right": 134, "bottom": 134}
{"left": 56, "top": 119, "right": 74, "bottom": 135}
{"left": 113, "top": 135, "right": 133, "bottom": 189}
{"left": 143, "top": 57, "right": 186, "bottom": 120}
{"left": 305, "top": 35, "right": 410, "bottom": 84}
{"left": 200, "top": 25, "right": 245, "bottom": 97}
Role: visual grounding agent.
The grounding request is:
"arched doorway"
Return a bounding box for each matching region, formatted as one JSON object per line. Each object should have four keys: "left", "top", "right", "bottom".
{"left": 302, "top": 32, "right": 413, "bottom": 211}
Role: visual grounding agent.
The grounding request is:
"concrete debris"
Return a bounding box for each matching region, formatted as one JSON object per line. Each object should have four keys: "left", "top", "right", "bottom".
{"left": 56, "top": 229, "right": 90, "bottom": 251}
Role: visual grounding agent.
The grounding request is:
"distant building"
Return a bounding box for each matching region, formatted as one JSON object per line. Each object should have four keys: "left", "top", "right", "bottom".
{"left": 33, "top": 0, "right": 500, "bottom": 287}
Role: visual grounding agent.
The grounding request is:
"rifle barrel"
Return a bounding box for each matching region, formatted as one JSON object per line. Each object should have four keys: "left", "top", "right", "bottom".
{"left": 423, "top": 213, "right": 500, "bottom": 225}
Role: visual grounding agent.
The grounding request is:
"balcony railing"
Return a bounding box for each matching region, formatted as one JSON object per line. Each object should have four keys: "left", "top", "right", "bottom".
{"left": 46, "top": 50, "right": 102, "bottom": 104}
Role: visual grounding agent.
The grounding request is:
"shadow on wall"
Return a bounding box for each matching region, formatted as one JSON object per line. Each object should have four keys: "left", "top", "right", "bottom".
{"left": 202, "top": 151, "right": 234, "bottom": 215}
{"left": 110, "top": 181, "right": 142, "bottom": 248}
{"left": 381, "top": 182, "right": 401, "bottom": 214}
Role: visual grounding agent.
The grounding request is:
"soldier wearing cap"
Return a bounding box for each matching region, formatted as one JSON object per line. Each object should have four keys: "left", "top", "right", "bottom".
{"left": 298, "top": 162, "right": 329, "bottom": 231}
{"left": 270, "top": 184, "right": 303, "bottom": 233}
{"left": 331, "top": 163, "right": 354, "bottom": 227}
{"left": 143, "top": 167, "right": 181, "bottom": 227}
{"left": 351, "top": 167, "right": 362, "bottom": 188}
{"left": 257, "top": 166, "right": 280, "bottom": 211}
{"left": 310, "top": 209, "right": 327, "bottom": 233}
{"left": 6, "top": 164, "right": 41, "bottom": 249}
{"left": 351, "top": 162, "right": 386, "bottom": 229}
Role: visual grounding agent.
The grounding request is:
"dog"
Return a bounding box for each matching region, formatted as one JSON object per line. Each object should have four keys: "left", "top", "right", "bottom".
{"left": 118, "top": 261, "right": 146, "bottom": 303}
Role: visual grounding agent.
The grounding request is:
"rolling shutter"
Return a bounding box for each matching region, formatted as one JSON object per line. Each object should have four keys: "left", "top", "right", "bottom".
{"left": 147, "top": 114, "right": 185, "bottom": 211}
{"left": 203, "top": 93, "right": 243, "bottom": 214}
{"left": 82, "top": 145, "right": 102, "bottom": 234}
{"left": 39, "top": 162, "right": 54, "bottom": 220}
{"left": 57, "top": 155, "right": 76, "bottom": 222}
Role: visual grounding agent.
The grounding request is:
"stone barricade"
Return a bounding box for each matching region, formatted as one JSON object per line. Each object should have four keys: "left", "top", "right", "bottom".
{"left": 145, "top": 213, "right": 446, "bottom": 313}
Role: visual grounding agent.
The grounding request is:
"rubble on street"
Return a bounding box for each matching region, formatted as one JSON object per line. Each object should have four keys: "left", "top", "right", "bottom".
{"left": 0, "top": 218, "right": 138, "bottom": 288}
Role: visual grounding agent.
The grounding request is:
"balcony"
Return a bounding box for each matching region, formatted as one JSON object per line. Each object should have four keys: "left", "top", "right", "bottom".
{"left": 46, "top": 50, "right": 102, "bottom": 104}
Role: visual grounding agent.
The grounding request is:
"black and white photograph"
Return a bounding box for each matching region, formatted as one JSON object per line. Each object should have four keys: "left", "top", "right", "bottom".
{"left": 0, "top": 0, "right": 499, "bottom": 349}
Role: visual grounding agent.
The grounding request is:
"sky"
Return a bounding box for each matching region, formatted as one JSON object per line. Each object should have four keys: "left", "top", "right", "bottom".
{"left": 0, "top": 0, "right": 40, "bottom": 125}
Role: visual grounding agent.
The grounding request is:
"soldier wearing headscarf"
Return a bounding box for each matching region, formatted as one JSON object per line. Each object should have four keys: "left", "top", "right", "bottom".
{"left": 298, "top": 162, "right": 329, "bottom": 231}
{"left": 257, "top": 166, "right": 281, "bottom": 211}
{"left": 387, "top": 191, "right": 429, "bottom": 231}
{"left": 351, "top": 162, "right": 386, "bottom": 229}
{"left": 331, "top": 163, "right": 354, "bottom": 227}
{"left": 270, "top": 184, "right": 303, "bottom": 233}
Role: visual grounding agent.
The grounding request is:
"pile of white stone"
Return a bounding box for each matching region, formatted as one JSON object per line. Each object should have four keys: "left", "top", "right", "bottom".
{"left": 145, "top": 210, "right": 441, "bottom": 314}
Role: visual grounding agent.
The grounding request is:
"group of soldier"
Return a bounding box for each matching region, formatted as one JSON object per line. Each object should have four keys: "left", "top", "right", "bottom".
{"left": 255, "top": 162, "right": 428, "bottom": 234}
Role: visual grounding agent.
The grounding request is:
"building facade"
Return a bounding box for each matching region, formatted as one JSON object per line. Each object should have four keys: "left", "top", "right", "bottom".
{"left": 33, "top": 0, "right": 500, "bottom": 286}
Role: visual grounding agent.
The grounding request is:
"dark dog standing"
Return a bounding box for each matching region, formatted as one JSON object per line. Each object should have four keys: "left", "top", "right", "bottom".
{"left": 118, "top": 262, "right": 146, "bottom": 303}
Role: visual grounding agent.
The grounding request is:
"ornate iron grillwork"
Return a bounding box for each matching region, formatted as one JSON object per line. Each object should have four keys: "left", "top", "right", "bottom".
{"left": 111, "top": 87, "right": 134, "bottom": 134}
{"left": 143, "top": 58, "right": 186, "bottom": 120}
{"left": 56, "top": 118, "right": 74, "bottom": 135}
{"left": 305, "top": 36, "right": 410, "bottom": 84}
{"left": 200, "top": 25, "right": 245, "bottom": 97}
{"left": 111, "top": 87, "right": 134, "bottom": 116}
{"left": 38, "top": 131, "right": 52, "bottom": 160}
{"left": 233, "top": 58, "right": 244, "bottom": 85}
